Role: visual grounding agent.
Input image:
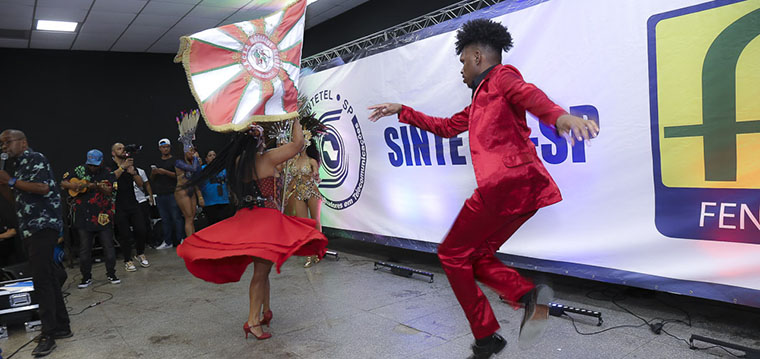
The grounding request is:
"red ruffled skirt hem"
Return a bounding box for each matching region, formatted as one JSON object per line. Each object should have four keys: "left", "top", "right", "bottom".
{"left": 177, "top": 207, "right": 327, "bottom": 284}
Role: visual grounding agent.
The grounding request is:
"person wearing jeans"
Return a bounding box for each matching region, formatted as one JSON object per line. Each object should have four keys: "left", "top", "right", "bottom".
{"left": 111, "top": 143, "right": 149, "bottom": 272}
{"left": 151, "top": 138, "right": 184, "bottom": 248}
{"left": 155, "top": 192, "right": 184, "bottom": 247}
{"left": 60, "top": 149, "right": 120, "bottom": 287}
{"left": 76, "top": 228, "right": 117, "bottom": 285}
{"left": 132, "top": 166, "right": 152, "bottom": 266}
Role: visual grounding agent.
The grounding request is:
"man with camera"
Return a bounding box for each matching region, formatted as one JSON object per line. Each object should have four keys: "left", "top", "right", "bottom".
{"left": 111, "top": 142, "right": 149, "bottom": 272}
{"left": 60, "top": 149, "right": 120, "bottom": 287}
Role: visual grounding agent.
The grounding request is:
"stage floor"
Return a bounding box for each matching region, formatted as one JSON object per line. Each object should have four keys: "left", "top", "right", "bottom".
{"left": 1, "top": 238, "right": 758, "bottom": 358}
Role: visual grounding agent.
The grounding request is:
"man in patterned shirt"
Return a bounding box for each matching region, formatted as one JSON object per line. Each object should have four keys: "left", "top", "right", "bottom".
{"left": 0, "top": 129, "right": 72, "bottom": 357}
{"left": 61, "top": 149, "right": 120, "bottom": 288}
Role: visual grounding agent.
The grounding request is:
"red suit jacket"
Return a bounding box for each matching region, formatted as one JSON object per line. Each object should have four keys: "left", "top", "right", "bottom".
{"left": 399, "top": 64, "right": 566, "bottom": 216}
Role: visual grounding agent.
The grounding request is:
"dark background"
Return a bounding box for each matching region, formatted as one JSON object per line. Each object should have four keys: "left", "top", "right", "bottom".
{"left": 0, "top": 0, "right": 460, "bottom": 176}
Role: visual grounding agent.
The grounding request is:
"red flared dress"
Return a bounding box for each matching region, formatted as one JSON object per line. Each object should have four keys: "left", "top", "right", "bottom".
{"left": 177, "top": 177, "right": 327, "bottom": 284}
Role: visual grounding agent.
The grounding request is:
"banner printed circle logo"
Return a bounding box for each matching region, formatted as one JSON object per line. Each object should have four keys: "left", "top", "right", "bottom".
{"left": 242, "top": 34, "right": 281, "bottom": 80}
{"left": 311, "top": 92, "right": 367, "bottom": 210}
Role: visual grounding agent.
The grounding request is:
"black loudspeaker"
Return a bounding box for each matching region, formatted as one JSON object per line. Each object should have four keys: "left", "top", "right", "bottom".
{"left": 1, "top": 262, "right": 31, "bottom": 281}
{"left": 1, "top": 261, "right": 67, "bottom": 289}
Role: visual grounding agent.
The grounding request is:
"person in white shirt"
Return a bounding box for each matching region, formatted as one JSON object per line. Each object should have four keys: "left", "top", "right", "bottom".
{"left": 131, "top": 167, "right": 153, "bottom": 267}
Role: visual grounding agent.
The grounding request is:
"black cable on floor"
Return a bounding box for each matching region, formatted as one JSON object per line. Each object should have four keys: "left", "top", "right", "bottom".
{"left": 4, "top": 338, "right": 34, "bottom": 359}
{"left": 69, "top": 282, "right": 114, "bottom": 316}
{"left": 563, "top": 313, "right": 647, "bottom": 335}
{"left": 562, "top": 286, "right": 747, "bottom": 358}
{"left": 4, "top": 260, "right": 116, "bottom": 357}
{"left": 563, "top": 313, "right": 745, "bottom": 358}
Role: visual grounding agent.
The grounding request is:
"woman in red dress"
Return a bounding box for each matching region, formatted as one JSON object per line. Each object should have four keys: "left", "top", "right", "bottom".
{"left": 177, "top": 119, "right": 327, "bottom": 340}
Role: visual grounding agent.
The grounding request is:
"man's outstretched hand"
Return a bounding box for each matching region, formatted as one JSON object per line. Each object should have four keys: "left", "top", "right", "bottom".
{"left": 368, "top": 103, "right": 402, "bottom": 122}
{"left": 556, "top": 114, "right": 599, "bottom": 145}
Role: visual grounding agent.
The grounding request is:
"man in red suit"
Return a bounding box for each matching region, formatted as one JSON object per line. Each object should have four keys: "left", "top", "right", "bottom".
{"left": 369, "top": 19, "right": 598, "bottom": 358}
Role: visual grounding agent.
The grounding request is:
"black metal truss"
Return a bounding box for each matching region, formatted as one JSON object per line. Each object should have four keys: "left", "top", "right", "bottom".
{"left": 302, "top": 0, "right": 505, "bottom": 69}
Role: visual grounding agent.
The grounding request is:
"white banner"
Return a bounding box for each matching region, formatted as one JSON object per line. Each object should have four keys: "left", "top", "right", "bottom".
{"left": 300, "top": 0, "right": 760, "bottom": 306}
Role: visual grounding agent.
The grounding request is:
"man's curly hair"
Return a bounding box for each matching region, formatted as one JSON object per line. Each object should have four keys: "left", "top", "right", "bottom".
{"left": 455, "top": 18, "right": 513, "bottom": 56}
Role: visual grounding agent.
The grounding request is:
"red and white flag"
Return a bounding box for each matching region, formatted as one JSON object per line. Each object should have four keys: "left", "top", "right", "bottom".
{"left": 175, "top": 0, "right": 306, "bottom": 132}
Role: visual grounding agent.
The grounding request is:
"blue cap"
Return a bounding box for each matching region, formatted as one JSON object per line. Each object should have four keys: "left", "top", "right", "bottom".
{"left": 86, "top": 149, "right": 103, "bottom": 166}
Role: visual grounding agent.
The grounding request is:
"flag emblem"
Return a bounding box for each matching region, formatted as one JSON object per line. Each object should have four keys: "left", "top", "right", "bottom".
{"left": 175, "top": 0, "right": 306, "bottom": 132}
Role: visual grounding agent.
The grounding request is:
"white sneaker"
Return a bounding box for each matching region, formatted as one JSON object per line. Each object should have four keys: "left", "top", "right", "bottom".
{"left": 77, "top": 278, "right": 92, "bottom": 289}
{"left": 155, "top": 243, "right": 171, "bottom": 250}
{"left": 134, "top": 254, "right": 150, "bottom": 268}
{"left": 124, "top": 261, "right": 137, "bottom": 272}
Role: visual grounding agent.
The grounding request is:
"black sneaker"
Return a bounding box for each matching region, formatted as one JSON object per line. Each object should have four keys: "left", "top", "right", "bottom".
{"left": 31, "top": 335, "right": 57, "bottom": 357}
{"left": 107, "top": 274, "right": 121, "bottom": 284}
{"left": 77, "top": 278, "right": 92, "bottom": 289}
{"left": 518, "top": 284, "right": 554, "bottom": 349}
{"left": 33, "top": 328, "right": 73, "bottom": 342}
{"left": 469, "top": 333, "right": 507, "bottom": 359}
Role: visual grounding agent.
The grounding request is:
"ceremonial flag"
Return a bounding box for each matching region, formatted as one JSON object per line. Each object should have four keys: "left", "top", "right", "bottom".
{"left": 175, "top": 0, "right": 306, "bottom": 132}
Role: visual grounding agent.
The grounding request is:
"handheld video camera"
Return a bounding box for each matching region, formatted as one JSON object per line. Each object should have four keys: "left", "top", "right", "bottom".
{"left": 124, "top": 144, "right": 143, "bottom": 158}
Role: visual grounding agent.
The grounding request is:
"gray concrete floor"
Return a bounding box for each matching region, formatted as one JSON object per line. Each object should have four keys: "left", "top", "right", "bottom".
{"left": 1, "top": 238, "right": 759, "bottom": 358}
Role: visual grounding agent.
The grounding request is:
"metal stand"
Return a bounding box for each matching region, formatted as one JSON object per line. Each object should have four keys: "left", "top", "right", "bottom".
{"left": 548, "top": 302, "right": 603, "bottom": 326}
{"left": 24, "top": 320, "right": 41, "bottom": 333}
{"left": 373, "top": 261, "right": 434, "bottom": 283}
{"left": 324, "top": 250, "right": 339, "bottom": 261}
{"left": 690, "top": 334, "right": 760, "bottom": 358}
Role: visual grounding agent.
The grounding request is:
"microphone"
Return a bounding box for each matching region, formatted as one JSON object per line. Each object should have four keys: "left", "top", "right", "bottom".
{"left": 0, "top": 152, "right": 8, "bottom": 171}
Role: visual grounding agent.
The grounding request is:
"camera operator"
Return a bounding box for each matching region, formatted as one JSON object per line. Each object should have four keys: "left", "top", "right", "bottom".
{"left": 111, "top": 142, "right": 149, "bottom": 273}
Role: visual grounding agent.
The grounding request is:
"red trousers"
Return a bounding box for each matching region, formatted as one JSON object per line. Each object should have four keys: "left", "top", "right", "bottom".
{"left": 437, "top": 190, "right": 536, "bottom": 339}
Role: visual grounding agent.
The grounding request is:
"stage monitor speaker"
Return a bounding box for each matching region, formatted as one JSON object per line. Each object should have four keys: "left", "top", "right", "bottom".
{"left": 1, "top": 262, "right": 31, "bottom": 281}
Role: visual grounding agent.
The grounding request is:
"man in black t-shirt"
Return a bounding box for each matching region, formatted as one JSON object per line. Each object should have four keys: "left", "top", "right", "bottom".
{"left": 111, "top": 143, "right": 149, "bottom": 272}
{"left": 61, "top": 149, "right": 120, "bottom": 287}
{"left": 151, "top": 138, "right": 184, "bottom": 248}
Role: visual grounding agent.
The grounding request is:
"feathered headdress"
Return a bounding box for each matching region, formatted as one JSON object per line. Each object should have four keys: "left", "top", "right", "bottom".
{"left": 297, "top": 95, "right": 326, "bottom": 148}
{"left": 300, "top": 114, "right": 326, "bottom": 148}
{"left": 176, "top": 109, "right": 200, "bottom": 153}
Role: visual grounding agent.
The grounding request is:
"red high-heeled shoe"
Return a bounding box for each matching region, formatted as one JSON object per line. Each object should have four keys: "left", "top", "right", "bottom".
{"left": 243, "top": 322, "right": 272, "bottom": 340}
{"left": 261, "top": 310, "right": 273, "bottom": 326}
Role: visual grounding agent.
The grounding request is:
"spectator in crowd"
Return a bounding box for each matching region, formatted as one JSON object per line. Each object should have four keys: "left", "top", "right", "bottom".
{"left": 151, "top": 138, "right": 184, "bottom": 249}
{"left": 111, "top": 143, "right": 149, "bottom": 271}
{"left": 200, "top": 150, "right": 231, "bottom": 226}
{"left": 133, "top": 166, "right": 155, "bottom": 247}
{"left": 60, "top": 149, "right": 120, "bottom": 288}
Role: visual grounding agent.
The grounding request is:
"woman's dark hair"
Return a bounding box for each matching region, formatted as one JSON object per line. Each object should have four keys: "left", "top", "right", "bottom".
{"left": 455, "top": 18, "right": 513, "bottom": 57}
{"left": 183, "top": 132, "right": 260, "bottom": 205}
{"left": 300, "top": 114, "right": 326, "bottom": 165}
{"left": 305, "top": 141, "right": 320, "bottom": 165}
